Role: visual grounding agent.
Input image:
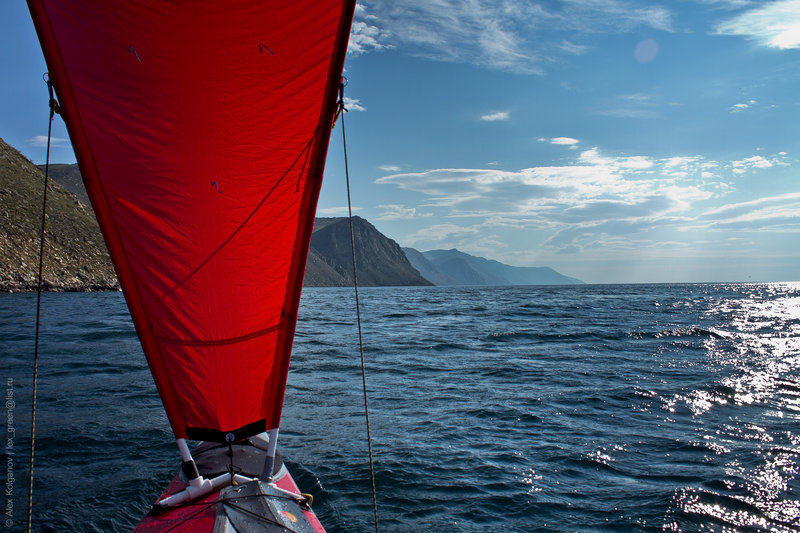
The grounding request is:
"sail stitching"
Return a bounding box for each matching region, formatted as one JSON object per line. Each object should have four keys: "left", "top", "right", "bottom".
{"left": 155, "top": 323, "right": 280, "bottom": 346}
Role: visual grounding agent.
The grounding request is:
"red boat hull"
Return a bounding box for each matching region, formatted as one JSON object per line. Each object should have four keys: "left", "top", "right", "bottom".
{"left": 134, "top": 440, "right": 325, "bottom": 532}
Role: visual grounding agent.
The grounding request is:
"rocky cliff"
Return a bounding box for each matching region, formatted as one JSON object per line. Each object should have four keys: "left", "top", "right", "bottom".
{"left": 308, "top": 217, "right": 432, "bottom": 287}
{"left": 0, "top": 138, "right": 118, "bottom": 291}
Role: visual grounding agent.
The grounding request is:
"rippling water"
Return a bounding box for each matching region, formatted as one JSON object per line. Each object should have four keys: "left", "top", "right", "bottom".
{"left": 2, "top": 283, "right": 800, "bottom": 531}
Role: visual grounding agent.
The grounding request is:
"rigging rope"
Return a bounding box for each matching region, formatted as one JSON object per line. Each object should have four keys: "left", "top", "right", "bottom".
{"left": 338, "top": 80, "right": 380, "bottom": 533}
{"left": 28, "top": 74, "right": 58, "bottom": 533}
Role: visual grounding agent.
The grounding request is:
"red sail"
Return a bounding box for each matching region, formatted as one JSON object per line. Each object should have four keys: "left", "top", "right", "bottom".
{"left": 28, "top": 1, "right": 355, "bottom": 440}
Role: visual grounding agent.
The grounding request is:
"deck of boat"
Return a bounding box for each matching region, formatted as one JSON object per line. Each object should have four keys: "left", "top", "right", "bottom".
{"left": 134, "top": 438, "right": 325, "bottom": 532}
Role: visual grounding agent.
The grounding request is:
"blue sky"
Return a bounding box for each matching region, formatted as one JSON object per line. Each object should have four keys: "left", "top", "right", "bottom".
{"left": 2, "top": 1, "right": 799, "bottom": 283}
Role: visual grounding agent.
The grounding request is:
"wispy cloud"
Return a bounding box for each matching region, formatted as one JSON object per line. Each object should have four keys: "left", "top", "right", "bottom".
{"left": 703, "top": 192, "right": 800, "bottom": 218}
{"left": 379, "top": 164, "right": 401, "bottom": 172}
{"left": 351, "top": 0, "right": 676, "bottom": 73}
{"left": 28, "top": 135, "right": 70, "bottom": 147}
{"left": 697, "top": 192, "right": 800, "bottom": 231}
{"left": 376, "top": 146, "right": 793, "bottom": 253}
{"left": 558, "top": 40, "right": 590, "bottom": 55}
{"left": 596, "top": 93, "right": 666, "bottom": 119}
{"left": 480, "top": 111, "right": 510, "bottom": 121}
{"left": 714, "top": 0, "right": 800, "bottom": 49}
{"left": 376, "top": 204, "right": 431, "bottom": 220}
{"left": 694, "top": 0, "right": 752, "bottom": 7}
{"left": 377, "top": 149, "right": 706, "bottom": 219}
{"left": 404, "top": 223, "right": 479, "bottom": 246}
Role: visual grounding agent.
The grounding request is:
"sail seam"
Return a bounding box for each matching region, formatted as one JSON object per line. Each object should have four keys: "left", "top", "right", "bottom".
{"left": 155, "top": 323, "right": 280, "bottom": 347}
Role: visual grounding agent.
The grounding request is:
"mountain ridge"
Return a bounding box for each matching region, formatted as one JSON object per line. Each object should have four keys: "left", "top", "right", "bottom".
{"left": 404, "top": 247, "right": 583, "bottom": 286}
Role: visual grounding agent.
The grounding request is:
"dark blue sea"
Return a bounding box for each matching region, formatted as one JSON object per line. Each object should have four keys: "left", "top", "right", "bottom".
{"left": 3, "top": 283, "right": 800, "bottom": 532}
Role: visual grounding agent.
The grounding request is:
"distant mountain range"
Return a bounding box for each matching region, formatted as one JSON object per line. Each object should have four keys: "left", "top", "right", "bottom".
{"left": 2, "top": 137, "right": 582, "bottom": 290}
{"left": 404, "top": 248, "right": 583, "bottom": 286}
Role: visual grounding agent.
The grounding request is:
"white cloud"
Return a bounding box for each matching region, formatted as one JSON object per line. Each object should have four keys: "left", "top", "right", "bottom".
{"left": 694, "top": 0, "right": 752, "bottom": 6}
{"left": 663, "top": 156, "right": 703, "bottom": 168}
{"left": 343, "top": 97, "right": 366, "bottom": 112}
{"left": 555, "top": 1, "right": 674, "bottom": 32}
{"left": 578, "top": 147, "right": 654, "bottom": 170}
{"left": 548, "top": 137, "right": 580, "bottom": 146}
{"left": 730, "top": 99, "right": 757, "bottom": 113}
{"left": 376, "top": 148, "right": 713, "bottom": 222}
{"left": 697, "top": 192, "right": 800, "bottom": 231}
{"left": 350, "top": 0, "right": 676, "bottom": 73}
{"left": 376, "top": 147, "right": 796, "bottom": 254}
{"left": 348, "top": 18, "right": 390, "bottom": 55}
{"left": 731, "top": 154, "right": 780, "bottom": 174}
{"left": 379, "top": 164, "right": 401, "bottom": 172}
{"left": 477, "top": 18, "right": 531, "bottom": 72}
{"left": 703, "top": 192, "right": 800, "bottom": 217}
{"left": 28, "top": 135, "right": 70, "bottom": 147}
{"left": 376, "top": 204, "right": 430, "bottom": 220}
{"left": 715, "top": 0, "right": 800, "bottom": 49}
{"left": 558, "top": 40, "right": 590, "bottom": 55}
{"left": 404, "top": 223, "right": 480, "bottom": 246}
{"left": 480, "top": 111, "right": 510, "bottom": 121}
